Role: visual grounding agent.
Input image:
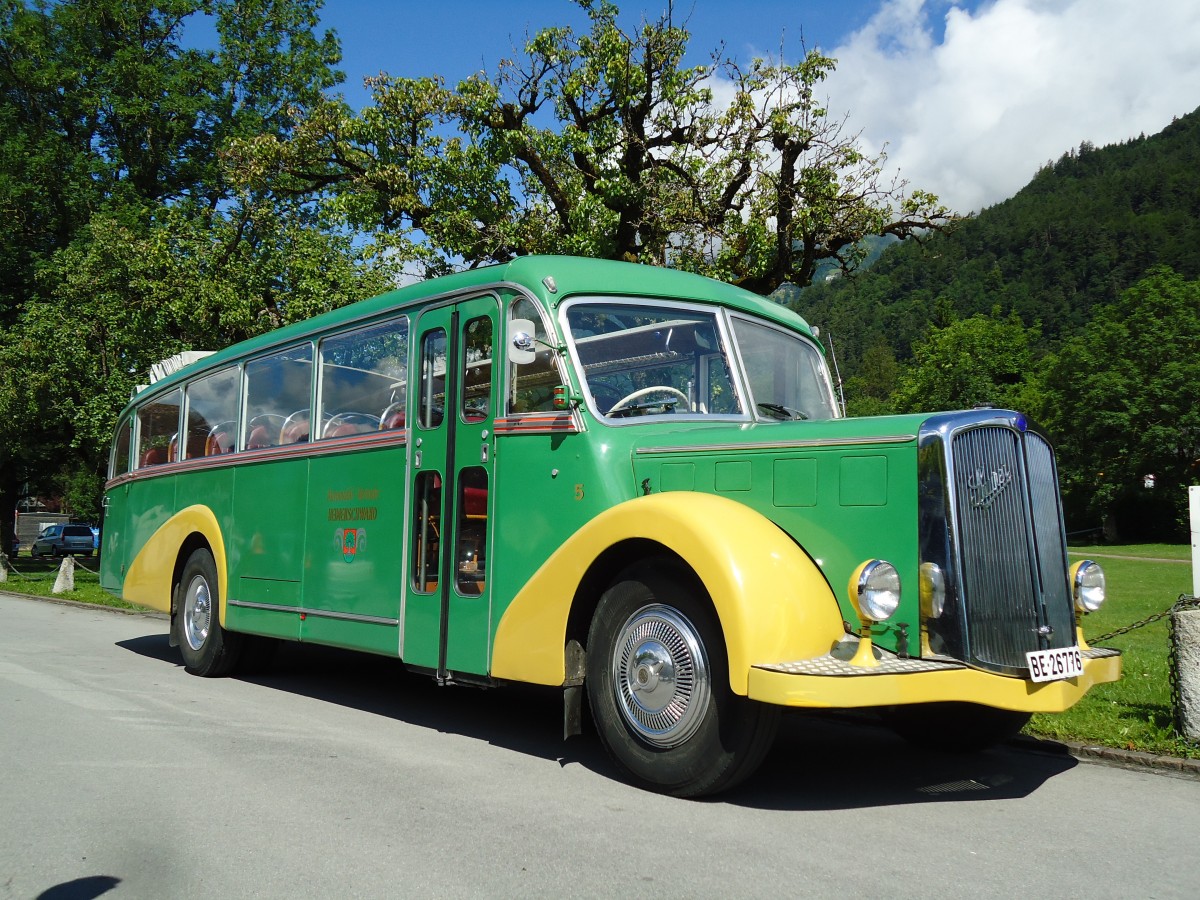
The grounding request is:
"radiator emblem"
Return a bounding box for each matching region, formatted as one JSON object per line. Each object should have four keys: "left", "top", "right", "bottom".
{"left": 967, "top": 464, "right": 1014, "bottom": 509}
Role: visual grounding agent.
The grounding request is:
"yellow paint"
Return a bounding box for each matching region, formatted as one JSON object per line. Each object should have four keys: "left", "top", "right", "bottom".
{"left": 490, "top": 492, "right": 845, "bottom": 692}
{"left": 848, "top": 631, "right": 880, "bottom": 668}
{"left": 123, "top": 506, "right": 228, "bottom": 622}
{"left": 747, "top": 652, "right": 1122, "bottom": 712}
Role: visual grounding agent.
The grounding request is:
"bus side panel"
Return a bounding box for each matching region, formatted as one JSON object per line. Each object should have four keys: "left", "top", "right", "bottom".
{"left": 299, "top": 447, "right": 405, "bottom": 657}
{"left": 100, "top": 482, "right": 130, "bottom": 594}
{"left": 225, "top": 457, "right": 308, "bottom": 640}
{"left": 486, "top": 431, "right": 632, "bottom": 664}
{"left": 119, "top": 475, "right": 178, "bottom": 607}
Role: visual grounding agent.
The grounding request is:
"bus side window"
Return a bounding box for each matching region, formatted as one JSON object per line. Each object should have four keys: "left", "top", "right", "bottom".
{"left": 455, "top": 467, "right": 488, "bottom": 595}
{"left": 418, "top": 329, "right": 447, "bottom": 429}
{"left": 112, "top": 418, "right": 133, "bottom": 477}
{"left": 244, "top": 345, "right": 312, "bottom": 451}
{"left": 184, "top": 367, "right": 240, "bottom": 459}
{"left": 318, "top": 315, "right": 409, "bottom": 438}
{"left": 137, "top": 390, "right": 181, "bottom": 467}
{"left": 411, "top": 471, "right": 441, "bottom": 592}
{"left": 507, "top": 297, "right": 559, "bottom": 414}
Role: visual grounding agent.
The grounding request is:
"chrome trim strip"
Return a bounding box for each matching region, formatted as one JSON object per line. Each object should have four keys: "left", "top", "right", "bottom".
{"left": 634, "top": 434, "right": 917, "bottom": 454}
{"left": 229, "top": 598, "right": 399, "bottom": 627}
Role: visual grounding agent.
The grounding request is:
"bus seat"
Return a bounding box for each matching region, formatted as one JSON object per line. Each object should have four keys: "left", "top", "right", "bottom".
{"left": 464, "top": 485, "right": 488, "bottom": 518}
{"left": 280, "top": 409, "right": 311, "bottom": 444}
{"left": 167, "top": 433, "right": 179, "bottom": 462}
{"left": 141, "top": 446, "right": 168, "bottom": 467}
{"left": 379, "top": 401, "right": 406, "bottom": 430}
{"left": 324, "top": 413, "right": 379, "bottom": 438}
{"left": 206, "top": 421, "right": 235, "bottom": 455}
{"left": 246, "top": 425, "right": 273, "bottom": 449}
{"left": 246, "top": 414, "right": 282, "bottom": 449}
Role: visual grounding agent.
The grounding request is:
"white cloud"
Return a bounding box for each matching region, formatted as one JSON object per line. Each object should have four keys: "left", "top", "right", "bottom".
{"left": 823, "top": 0, "right": 1200, "bottom": 212}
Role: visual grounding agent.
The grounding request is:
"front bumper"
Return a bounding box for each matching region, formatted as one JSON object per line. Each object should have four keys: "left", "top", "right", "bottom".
{"left": 746, "top": 646, "right": 1121, "bottom": 713}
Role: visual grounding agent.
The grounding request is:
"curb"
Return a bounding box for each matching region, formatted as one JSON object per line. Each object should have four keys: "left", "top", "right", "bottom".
{"left": 1013, "top": 734, "right": 1200, "bottom": 778}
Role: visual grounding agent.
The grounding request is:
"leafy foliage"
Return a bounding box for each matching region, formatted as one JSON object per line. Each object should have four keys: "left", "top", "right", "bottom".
{"left": 0, "top": 0, "right": 383, "bottom": 541}
{"left": 891, "top": 312, "right": 1043, "bottom": 415}
{"left": 228, "top": 0, "right": 955, "bottom": 291}
{"left": 1039, "top": 268, "right": 1200, "bottom": 537}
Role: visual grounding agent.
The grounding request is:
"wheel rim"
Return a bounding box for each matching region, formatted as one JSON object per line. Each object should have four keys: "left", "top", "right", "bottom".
{"left": 182, "top": 574, "right": 212, "bottom": 652}
{"left": 611, "top": 604, "right": 711, "bottom": 748}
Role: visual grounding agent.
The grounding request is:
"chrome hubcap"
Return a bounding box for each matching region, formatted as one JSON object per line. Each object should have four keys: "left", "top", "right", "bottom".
{"left": 182, "top": 574, "right": 212, "bottom": 652}
{"left": 612, "top": 604, "right": 710, "bottom": 748}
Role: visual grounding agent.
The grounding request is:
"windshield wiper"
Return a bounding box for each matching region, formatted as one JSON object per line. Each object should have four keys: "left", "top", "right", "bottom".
{"left": 757, "top": 402, "right": 808, "bottom": 421}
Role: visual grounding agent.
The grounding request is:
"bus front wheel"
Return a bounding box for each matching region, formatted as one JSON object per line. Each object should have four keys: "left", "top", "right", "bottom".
{"left": 174, "top": 548, "right": 243, "bottom": 677}
{"left": 585, "top": 562, "right": 778, "bottom": 797}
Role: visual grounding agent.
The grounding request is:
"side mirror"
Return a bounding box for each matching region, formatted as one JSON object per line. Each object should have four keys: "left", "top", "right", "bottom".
{"left": 509, "top": 318, "right": 537, "bottom": 365}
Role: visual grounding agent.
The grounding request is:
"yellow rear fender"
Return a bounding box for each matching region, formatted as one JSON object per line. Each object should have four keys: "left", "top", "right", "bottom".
{"left": 491, "top": 492, "right": 844, "bottom": 694}
{"left": 124, "top": 506, "right": 228, "bottom": 622}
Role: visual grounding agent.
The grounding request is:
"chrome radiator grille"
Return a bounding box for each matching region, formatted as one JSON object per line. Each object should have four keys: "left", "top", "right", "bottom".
{"left": 920, "top": 413, "right": 1077, "bottom": 675}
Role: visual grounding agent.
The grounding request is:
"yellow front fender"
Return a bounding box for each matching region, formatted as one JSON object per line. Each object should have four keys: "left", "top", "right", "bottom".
{"left": 491, "top": 492, "right": 844, "bottom": 694}
{"left": 124, "top": 505, "right": 228, "bottom": 622}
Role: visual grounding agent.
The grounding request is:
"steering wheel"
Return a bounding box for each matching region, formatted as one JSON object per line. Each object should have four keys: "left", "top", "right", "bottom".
{"left": 606, "top": 385, "right": 690, "bottom": 415}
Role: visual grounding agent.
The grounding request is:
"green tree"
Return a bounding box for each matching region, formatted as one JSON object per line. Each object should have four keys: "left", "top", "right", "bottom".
{"left": 229, "top": 0, "right": 955, "bottom": 290}
{"left": 1040, "top": 267, "right": 1200, "bottom": 539}
{"left": 0, "top": 0, "right": 362, "bottom": 549}
{"left": 843, "top": 339, "right": 900, "bottom": 417}
{"left": 890, "top": 312, "right": 1043, "bottom": 415}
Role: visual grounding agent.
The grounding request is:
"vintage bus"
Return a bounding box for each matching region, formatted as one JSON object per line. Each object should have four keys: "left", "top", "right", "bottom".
{"left": 102, "top": 255, "right": 1120, "bottom": 796}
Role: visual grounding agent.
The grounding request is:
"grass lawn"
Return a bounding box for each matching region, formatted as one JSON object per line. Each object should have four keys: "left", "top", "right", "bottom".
{"left": 3, "top": 544, "right": 1197, "bottom": 757}
{"left": 0, "top": 555, "right": 142, "bottom": 610}
{"left": 1027, "top": 543, "right": 1199, "bottom": 757}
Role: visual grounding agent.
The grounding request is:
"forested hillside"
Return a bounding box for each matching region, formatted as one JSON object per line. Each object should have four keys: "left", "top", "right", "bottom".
{"left": 793, "top": 107, "right": 1200, "bottom": 538}
{"left": 796, "top": 106, "right": 1200, "bottom": 366}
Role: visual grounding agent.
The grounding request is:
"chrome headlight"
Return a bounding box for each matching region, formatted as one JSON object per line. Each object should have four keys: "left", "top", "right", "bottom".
{"left": 852, "top": 560, "right": 901, "bottom": 623}
{"left": 1072, "top": 559, "right": 1106, "bottom": 613}
{"left": 919, "top": 562, "right": 946, "bottom": 619}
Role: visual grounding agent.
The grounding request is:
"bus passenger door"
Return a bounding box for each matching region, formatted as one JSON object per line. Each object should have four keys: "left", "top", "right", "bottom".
{"left": 404, "top": 296, "right": 498, "bottom": 680}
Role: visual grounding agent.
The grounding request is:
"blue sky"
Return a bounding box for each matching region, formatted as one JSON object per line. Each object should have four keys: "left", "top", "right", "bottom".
{"left": 291, "top": 1, "right": 1199, "bottom": 213}
{"left": 319, "top": 0, "right": 906, "bottom": 97}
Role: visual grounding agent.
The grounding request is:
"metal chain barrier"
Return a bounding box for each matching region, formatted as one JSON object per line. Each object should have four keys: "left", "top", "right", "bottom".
{"left": 0, "top": 554, "right": 101, "bottom": 582}
{"left": 1086, "top": 594, "right": 1200, "bottom": 743}
{"left": 1086, "top": 594, "right": 1200, "bottom": 645}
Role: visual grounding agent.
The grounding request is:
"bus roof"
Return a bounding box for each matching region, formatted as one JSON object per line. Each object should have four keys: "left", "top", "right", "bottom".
{"left": 131, "top": 255, "right": 816, "bottom": 404}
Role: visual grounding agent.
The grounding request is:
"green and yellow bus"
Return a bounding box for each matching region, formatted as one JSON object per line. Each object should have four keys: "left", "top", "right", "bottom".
{"left": 102, "top": 255, "right": 1120, "bottom": 796}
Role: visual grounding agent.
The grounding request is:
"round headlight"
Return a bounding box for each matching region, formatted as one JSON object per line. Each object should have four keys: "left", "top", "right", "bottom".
{"left": 854, "top": 560, "right": 901, "bottom": 622}
{"left": 1073, "top": 559, "right": 1106, "bottom": 613}
{"left": 919, "top": 562, "right": 946, "bottom": 619}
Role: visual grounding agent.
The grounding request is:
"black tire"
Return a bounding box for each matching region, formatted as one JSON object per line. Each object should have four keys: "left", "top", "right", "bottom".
{"left": 586, "top": 562, "right": 779, "bottom": 797}
{"left": 173, "top": 548, "right": 243, "bottom": 677}
{"left": 884, "top": 702, "right": 1032, "bottom": 753}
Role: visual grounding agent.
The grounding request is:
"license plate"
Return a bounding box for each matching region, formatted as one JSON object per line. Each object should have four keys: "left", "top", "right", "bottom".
{"left": 1026, "top": 646, "right": 1083, "bottom": 683}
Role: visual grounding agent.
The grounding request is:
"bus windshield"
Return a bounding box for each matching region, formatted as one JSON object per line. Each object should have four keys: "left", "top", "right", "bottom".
{"left": 563, "top": 300, "right": 837, "bottom": 421}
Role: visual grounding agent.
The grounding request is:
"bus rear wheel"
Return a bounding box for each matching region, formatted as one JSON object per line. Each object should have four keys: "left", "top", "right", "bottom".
{"left": 586, "top": 562, "right": 778, "bottom": 797}
{"left": 174, "top": 548, "right": 243, "bottom": 677}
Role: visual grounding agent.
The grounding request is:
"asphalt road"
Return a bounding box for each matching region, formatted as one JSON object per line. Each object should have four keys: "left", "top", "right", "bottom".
{"left": 3, "top": 592, "right": 1199, "bottom": 899}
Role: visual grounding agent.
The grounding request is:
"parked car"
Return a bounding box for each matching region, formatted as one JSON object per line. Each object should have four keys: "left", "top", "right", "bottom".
{"left": 30, "top": 524, "right": 95, "bottom": 558}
